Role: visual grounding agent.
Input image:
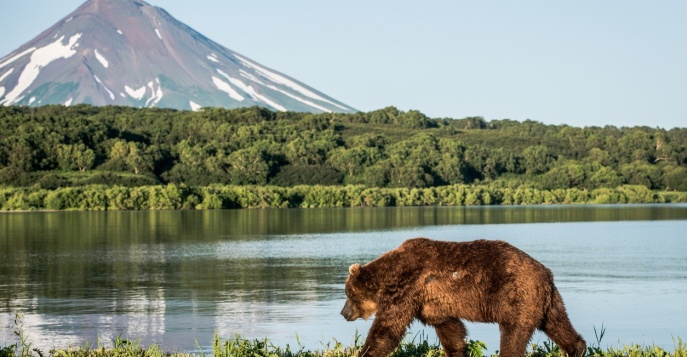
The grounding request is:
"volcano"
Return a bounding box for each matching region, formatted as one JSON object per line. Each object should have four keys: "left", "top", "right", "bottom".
{"left": 0, "top": 0, "right": 356, "bottom": 113}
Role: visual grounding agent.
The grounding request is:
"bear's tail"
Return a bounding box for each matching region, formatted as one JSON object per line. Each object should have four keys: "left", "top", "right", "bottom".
{"left": 540, "top": 287, "right": 586, "bottom": 357}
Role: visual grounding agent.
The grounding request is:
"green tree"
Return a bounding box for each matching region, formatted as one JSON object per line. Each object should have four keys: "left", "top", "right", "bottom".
{"left": 228, "top": 147, "right": 272, "bottom": 185}
{"left": 125, "top": 142, "right": 152, "bottom": 174}
{"left": 435, "top": 139, "right": 467, "bottom": 184}
{"left": 270, "top": 164, "right": 342, "bottom": 186}
{"left": 541, "top": 162, "right": 586, "bottom": 189}
{"left": 349, "top": 133, "right": 389, "bottom": 149}
{"left": 163, "top": 141, "right": 224, "bottom": 185}
{"left": 105, "top": 140, "right": 130, "bottom": 171}
{"left": 617, "top": 130, "right": 654, "bottom": 163}
{"left": 434, "top": 152, "right": 465, "bottom": 185}
{"left": 586, "top": 148, "right": 613, "bottom": 167}
{"left": 327, "top": 146, "right": 382, "bottom": 178}
{"left": 522, "top": 145, "right": 552, "bottom": 176}
{"left": 76, "top": 147, "right": 96, "bottom": 172}
{"left": 400, "top": 110, "right": 431, "bottom": 129}
{"left": 620, "top": 161, "right": 662, "bottom": 189}
{"left": 362, "top": 161, "right": 391, "bottom": 187}
{"left": 284, "top": 132, "right": 337, "bottom": 166}
{"left": 57, "top": 144, "right": 95, "bottom": 172}
{"left": 7, "top": 140, "right": 34, "bottom": 172}
{"left": 37, "top": 131, "right": 63, "bottom": 170}
{"left": 588, "top": 165, "right": 623, "bottom": 189}
{"left": 388, "top": 164, "right": 433, "bottom": 188}
{"left": 662, "top": 165, "right": 687, "bottom": 191}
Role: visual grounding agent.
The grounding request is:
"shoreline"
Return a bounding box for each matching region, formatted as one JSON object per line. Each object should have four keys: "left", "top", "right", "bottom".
{"left": 3, "top": 333, "right": 686, "bottom": 357}
{"left": 2, "top": 183, "right": 686, "bottom": 212}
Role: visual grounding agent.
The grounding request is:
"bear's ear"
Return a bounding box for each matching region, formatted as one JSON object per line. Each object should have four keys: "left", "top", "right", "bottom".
{"left": 349, "top": 263, "right": 361, "bottom": 276}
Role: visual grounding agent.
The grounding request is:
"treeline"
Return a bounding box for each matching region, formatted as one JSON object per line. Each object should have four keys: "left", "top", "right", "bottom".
{"left": 1, "top": 105, "right": 686, "bottom": 193}
{"left": 2, "top": 183, "right": 684, "bottom": 211}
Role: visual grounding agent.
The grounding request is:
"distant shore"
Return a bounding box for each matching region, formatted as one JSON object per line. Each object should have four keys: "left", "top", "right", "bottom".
{"left": 1, "top": 183, "right": 686, "bottom": 211}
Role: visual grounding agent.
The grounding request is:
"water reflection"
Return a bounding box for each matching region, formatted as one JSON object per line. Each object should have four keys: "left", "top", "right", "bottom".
{"left": 1, "top": 205, "right": 686, "bottom": 352}
{"left": 4, "top": 205, "right": 687, "bottom": 246}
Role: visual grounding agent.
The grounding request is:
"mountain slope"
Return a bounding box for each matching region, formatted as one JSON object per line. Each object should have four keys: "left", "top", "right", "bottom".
{"left": 0, "top": 0, "right": 356, "bottom": 113}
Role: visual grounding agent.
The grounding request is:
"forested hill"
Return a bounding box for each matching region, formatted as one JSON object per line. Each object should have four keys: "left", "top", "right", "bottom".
{"left": 1, "top": 104, "right": 686, "bottom": 192}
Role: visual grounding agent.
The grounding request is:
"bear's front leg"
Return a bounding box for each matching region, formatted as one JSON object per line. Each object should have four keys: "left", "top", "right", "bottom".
{"left": 498, "top": 323, "right": 537, "bottom": 357}
{"left": 358, "top": 307, "right": 413, "bottom": 357}
{"left": 434, "top": 318, "right": 467, "bottom": 357}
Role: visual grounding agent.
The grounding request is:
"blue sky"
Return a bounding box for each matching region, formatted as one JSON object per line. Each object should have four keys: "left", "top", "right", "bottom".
{"left": 1, "top": 1, "right": 685, "bottom": 129}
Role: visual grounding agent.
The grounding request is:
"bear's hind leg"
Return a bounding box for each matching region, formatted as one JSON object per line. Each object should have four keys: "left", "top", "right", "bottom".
{"left": 541, "top": 320, "right": 586, "bottom": 357}
{"left": 434, "top": 318, "right": 467, "bottom": 357}
{"left": 540, "top": 290, "right": 586, "bottom": 357}
{"left": 498, "top": 323, "right": 536, "bottom": 357}
{"left": 541, "top": 318, "right": 586, "bottom": 357}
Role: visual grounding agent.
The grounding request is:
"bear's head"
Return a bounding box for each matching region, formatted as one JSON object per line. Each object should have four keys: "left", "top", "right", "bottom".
{"left": 340, "top": 263, "right": 378, "bottom": 321}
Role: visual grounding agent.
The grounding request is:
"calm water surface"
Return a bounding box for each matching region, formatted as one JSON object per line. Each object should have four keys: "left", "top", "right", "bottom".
{"left": 1, "top": 205, "right": 686, "bottom": 353}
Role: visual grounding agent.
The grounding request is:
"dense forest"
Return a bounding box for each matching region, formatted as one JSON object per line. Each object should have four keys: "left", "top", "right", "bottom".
{"left": 1, "top": 104, "right": 686, "bottom": 209}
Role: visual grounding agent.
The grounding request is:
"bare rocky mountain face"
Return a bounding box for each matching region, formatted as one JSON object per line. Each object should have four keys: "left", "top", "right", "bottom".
{"left": 0, "top": 0, "right": 355, "bottom": 113}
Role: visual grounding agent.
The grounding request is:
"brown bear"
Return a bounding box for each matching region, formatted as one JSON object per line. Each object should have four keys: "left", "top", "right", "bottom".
{"left": 341, "top": 238, "right": 586, "bottom": 357}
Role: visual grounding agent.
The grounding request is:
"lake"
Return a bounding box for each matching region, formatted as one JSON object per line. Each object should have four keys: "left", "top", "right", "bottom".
{"left": 1, "top": 204, "right": 686, "bottom": 353}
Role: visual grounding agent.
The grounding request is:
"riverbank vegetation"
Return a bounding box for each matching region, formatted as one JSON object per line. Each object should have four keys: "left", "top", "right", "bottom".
{"left": 1, "top": 183, "right": 685, "bottom": 211}
{"left": 2, "top": 332, "right": 686, "bottom": 357}
{"left": 2, "top": 316, "right": 685, "bottom": 357}
{"left": 1, "top": 105, "right": 686, "bottom": 210}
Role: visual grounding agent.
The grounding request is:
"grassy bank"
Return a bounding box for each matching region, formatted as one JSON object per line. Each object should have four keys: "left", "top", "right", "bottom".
{"left": 2, "top": 333, "right": 686, "bottom": 357}
{"left": 2, "top": 183, "right": 686, "bottom": 211}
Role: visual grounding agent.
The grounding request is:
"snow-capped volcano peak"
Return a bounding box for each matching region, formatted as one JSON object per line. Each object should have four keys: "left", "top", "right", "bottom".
{"left": 0, "top": 0, "right": 356, "bottom": 113}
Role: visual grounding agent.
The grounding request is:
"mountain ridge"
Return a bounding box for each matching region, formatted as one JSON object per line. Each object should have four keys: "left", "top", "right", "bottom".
{"left": 0, "top": 0, "right": 356, "bottom": 113}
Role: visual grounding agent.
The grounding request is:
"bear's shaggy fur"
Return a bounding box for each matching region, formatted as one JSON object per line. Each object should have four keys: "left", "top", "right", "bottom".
{"left": 341, "top": 238, "right": 586, "bottom": 357}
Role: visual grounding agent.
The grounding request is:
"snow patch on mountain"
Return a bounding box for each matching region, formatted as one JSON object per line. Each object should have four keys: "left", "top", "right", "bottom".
{"left": 126, "top": 80, "right": 163, "bottom": 105}
{"left": 233, "top": 68, "right": 331, "bottom": 112}
{"left": 94, "top": 49, "right": 109, "bottom": 68}
{"left": 269, "top": 84, "right": 332, "bottom": 113}
{"left": 215, "top": 69, "right": 286, "bottom": 111}
{"left": 144, "top": 79, "right": 163, "bottom": 107}
{"left": 155, "top": 29, "right": 162, "bottom": 40}
{"left": 117, "top": 29, "right": 123, "bottom": 35}
{"left": 0, "top": 47, "right": 36, "bottom": 69}
{"left": 65, "top": 97, "right": 73, "bottom": 106}
{"left": 1, "top": 33, "right": 82, "bottom": 105}
{"left": 218, "top": 70, "right": 252, "bottom": 97}
{"left": 0, "top": 87, "right": 5, "bottom": 98}
{"left": 189, "top": 101, "right": 202, "bottom": 111}
{"left": 254, "top": 92, "right": 287, "bottom": 112}
{"left": 234, "top": 70, "right": 288, "bottom": 111}
{"left": 125, "top": 85, "right": 147, "bottom": 100}
{"left": 207, "top": 53, "right": 220, "bottom": 63}
{"left": 0, "top": 68, "right": 13, "bottom": 82}
{"left": 234, "top": 54, "right": 350, "bottom": 111}
{"left": 212, "top": 76, "right": 244, "bottom": 102}
{"left": 238, "top": 69, "right": 258, "bottom": 82}
{"left": 94, "top": 75, "right": 115, "bottom": 100}
{"left": 232, "top": 68, "right": 329, "bottom": 112}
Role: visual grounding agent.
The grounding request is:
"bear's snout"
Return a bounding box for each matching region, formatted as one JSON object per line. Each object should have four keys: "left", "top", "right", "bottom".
{"left": 340, "top": 300, "right": 357, "bottom": 321}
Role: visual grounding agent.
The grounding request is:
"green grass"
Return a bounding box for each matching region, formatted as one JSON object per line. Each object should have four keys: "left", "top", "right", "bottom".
{"left": 3, "top": 316, "right": 686, "bottom": 357}
{"left": 2, "top": 333, "right": 687, "bottom": 357}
